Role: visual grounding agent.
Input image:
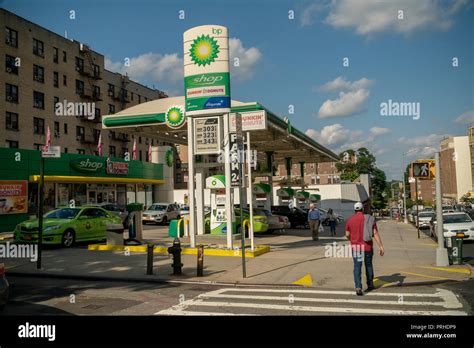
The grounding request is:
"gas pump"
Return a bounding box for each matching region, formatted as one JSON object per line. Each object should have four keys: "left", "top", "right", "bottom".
{"left": 295, "top": 191, "right": 309, "bottom": 209}
{"left": 252, "top": 183, "right": 272, "bottom": 210}
{"left": 206, "top": 175, "right": 235, "bottom": 235}
{"left": 276, "top": 187, "right": 295, "bottom": 207}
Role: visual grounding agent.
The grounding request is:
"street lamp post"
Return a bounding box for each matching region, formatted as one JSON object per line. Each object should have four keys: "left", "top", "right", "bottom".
{"left": 402, "top": 152, "right": 409, "bottom": 224}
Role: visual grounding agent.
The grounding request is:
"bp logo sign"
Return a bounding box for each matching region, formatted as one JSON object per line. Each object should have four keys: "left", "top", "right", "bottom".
{"left": 165, "top": 106, "right": 185, "bottom": 129}
{"left": 189, "top": 35, "right": 220, "bottom": 66}
{"left": 165, "top": 149, "right": 173, "bottom": 167}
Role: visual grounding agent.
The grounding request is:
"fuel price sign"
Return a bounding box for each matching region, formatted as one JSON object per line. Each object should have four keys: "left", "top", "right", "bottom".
{"left": 194, "top": 116, "right": 221, "bottom": 154}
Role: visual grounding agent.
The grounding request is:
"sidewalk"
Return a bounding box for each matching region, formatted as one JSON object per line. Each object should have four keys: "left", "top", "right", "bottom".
{"left": 2, "top": 219, "right": 471, "bottom": 289}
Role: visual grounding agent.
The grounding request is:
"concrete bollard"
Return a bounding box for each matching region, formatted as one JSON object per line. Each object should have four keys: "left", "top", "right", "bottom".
{"left": 197, "top": 245, "right": 204, "bottom": 277}
{"left": 146, "top": 243, "right": 154, "bottom": 275}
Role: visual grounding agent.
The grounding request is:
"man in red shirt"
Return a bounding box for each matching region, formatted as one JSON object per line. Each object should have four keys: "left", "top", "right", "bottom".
{"left": 345, "top": 202, "right": 385, "bottom": 296}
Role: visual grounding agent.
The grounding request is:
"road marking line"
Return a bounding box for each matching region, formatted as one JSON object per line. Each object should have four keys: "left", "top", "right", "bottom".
{"left": 157, "top": 310, "right": 248, "bottom": 316}
{"left": 200, "top": 293, "right": 450, "bottom": 308}
{"left": 292, "top": 274, "right": 313, "bottom": 287}
{"left": 417, "top": 266, "right": 471, "bottom": 274}
{"left": 400, "top": 271, "right": 458, "bottom": 281}
{"left": 167, "top": 300, "right": 467, "bottom": 316}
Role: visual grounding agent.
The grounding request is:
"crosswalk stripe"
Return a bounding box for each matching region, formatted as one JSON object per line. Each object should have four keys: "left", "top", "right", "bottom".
{"left": 155, "top": 287, "right": 466, "bottom": 316}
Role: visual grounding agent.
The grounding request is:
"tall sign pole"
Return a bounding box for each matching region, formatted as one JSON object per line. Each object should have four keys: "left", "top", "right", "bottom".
{"left": 435, "top": 152, "right": 449, "bottom": 266}
{"left": 37, "top": 155, "right": 44, "bottom": 270}
{"left": 183, "top": 25, "right": 231, "bottom": 248}
{"left": 235, "top": 112, "right": 246, "bottom": 277}
{"left": 415, "top": 177, "right": 420, "bottom": 239}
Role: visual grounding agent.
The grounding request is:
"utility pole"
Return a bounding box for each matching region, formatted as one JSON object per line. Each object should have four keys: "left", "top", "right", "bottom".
{"left": 435, "top": 152, "right": 449, "bottom": 266}
{"left": 402, "top": 153, "right": 408, "bottom": 223}
{"left": 236, "top": 112, "right": 246, "bottom": 278}
{"left": 415, "top": 177, "right": 420, "bottom": 239}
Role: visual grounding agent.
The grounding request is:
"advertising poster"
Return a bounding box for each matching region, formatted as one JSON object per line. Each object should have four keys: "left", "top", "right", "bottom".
{"left": 0, "top": 180, "right": 28, "bottom": 214}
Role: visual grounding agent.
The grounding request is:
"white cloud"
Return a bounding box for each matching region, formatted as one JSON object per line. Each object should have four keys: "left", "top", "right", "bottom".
{"left": 229, "top": 38, "right": 262, "bottom": 82}
{"left": 319, "top": 76, "right": 374, "bottom": 92}
{"left": 454, "top": 110, "right": 474, "bottom": 124}
{"left": 399, "top": 133, "right": 447, "bottom": 147}
{"left": 318, "top": 89, "right": 370, "bottom": 118}
{"left": 300, "top": 2, "right": 325, "bottom": 26}
{"left": 105, "top": 53, "right": 183, "bottom": 84}
{"left": 325, "top": 0, "right": 468, "bottom": 36}
{"left": 306, "top": 123, "right": 362, "bottom": 147}
{"left": 370, "top": 127, "right": 391, "bottom": 137}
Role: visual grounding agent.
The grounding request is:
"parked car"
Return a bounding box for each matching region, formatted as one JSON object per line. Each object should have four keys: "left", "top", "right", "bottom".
{"left": 179, "top": 205, "right": 190, "bottom": 216}
{"left": 415, "top": 211, "right": 436, "bottom": 228}
{"left": 13, "top": 207, "right": 122, "bottom": 247}
{"left": 0, "top": 263, "right": 9, "bottom": 312}
{"left": 465, "top": 209, "right": 474, "bottom": 220}
{"left": 254, "top": 208, "right": 290, "bottom": 232}
{"left": 430, "top": 212, "right": 474, "bottom": 241}
{"left": 142, "top": 203, "right": 180, "bottom": 225}
{"left": 271, "top": 206, "right": 308, "bottom": 228}
{"left": 97, "top": 203, "right": 127, "bottom": 221}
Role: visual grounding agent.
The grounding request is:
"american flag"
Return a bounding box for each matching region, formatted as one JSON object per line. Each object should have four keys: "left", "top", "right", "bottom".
{"left": 46, "top": 125, "right": 52, "bottom": 147}
{"left": 148, "top": 143, "right": 152, "bottom": 162}
{"left": 97, "top": 133, "right": 102, "bottom": 156}
{"left": 132, "top": 139, "right": 137, "bottom": 160}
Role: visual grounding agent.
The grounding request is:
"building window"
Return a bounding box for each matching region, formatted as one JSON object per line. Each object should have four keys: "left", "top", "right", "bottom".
{"left": 62, "top": 51, "right": 67, "bottom": 62}
{"left": 176, "top": 173, "right": 182, "bottom": 184}
{"left": 139, "top": 150, "right": 142, "bottom": 161}
{"left": 5, "top": 27, "right": 18, "bottom": 47}
{"left": 6, "top": 112, "right": 19, "bottom": 131}
{"left": 34, "top": 143, "right": 44, "bottom": 150}
{"left": 75, "top": 80, "right": 84, "bottom": 95}
{"left": 54, "top": 96, "right": 59, "bottom": 111}
{"left": 53, "top": 47, "right": 58, "bottom": 63}
{"left": 6, "top": 83, "right": 19, "bottom": 103}
{"left": 95, "top": 108, "right": 101, "bottom": 118}
{"left": 53, "top": 72, "right": 59, "bottom": 87}
{"left": 138, "top": 137, "right": 142, "bottom": 144}
{"left": 93, "top": 64, "right": 100, "bottom": 78}
{"left": 109, "top": 146, "right": 116, "bottom": 157}
{"left": 5, "top": 55, "right": 19, "bottom": 74}
{"left": 64, "top": 123, "right": 68, "bottom": 134}
{"left": 63, "top": 74, "right": 67, "bottom": 86}
{"left": 6, "top": 140, "right": 19, "bottom": 148}
{"left": 75, "top": 57, "right": 84, "bottom": 73}
{"left": 54, "top": 121, "right": 60, "bottom": 138}
{"left": 138, "top": 95, "right": 141, "bottom": 103}
{"left": 64, "top": 147, "right": 68, "bottom": 153}
{"left": 76, "top": 126, "right": 85, "bottom": 141}
{"left": 108, "top": 84, "right": 114, "bottom": 97}
{"left": 33, "top": 117, "right": 45, "bottom": 135}
{"left": 131, "top": 92, "right": 134, "bottom": 101}
{"left": 77, "top": 149, "right": 85, "bottom": 155}
{"left": 316, "top": 176, "right": 321, "bottom": 185}
{"left": 93, "top": 85, "right": 100, "bottom": 98}
{"left": 33, "top": 91, "right": 45, "bottom": 109}
{"left": 144, "top": 97, "right": 148, "bottom": 102}
{"left": 33, "top": 64, "right": 44, "bottom": 83}
{"left": 108, "top": 104, "right": 115, "bottom": 114}
{"left": 33, "top": 38, "right": 44, "bottom": 57}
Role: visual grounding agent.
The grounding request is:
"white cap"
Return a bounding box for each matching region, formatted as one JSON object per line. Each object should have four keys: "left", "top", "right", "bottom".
{"left": 354, "top": 202, "right": 364, "bottom": 211}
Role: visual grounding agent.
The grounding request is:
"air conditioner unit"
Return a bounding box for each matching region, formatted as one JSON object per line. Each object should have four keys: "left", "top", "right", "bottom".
{"left": 34, "top": 75, "right": 43, "bottom": 81}
{"left": 6, "top": 96, "right": 13, "bottom": 101}
{"left": 76, "top": 136, "right": 83, "bottom": 141}
{"left": 76, "top": 66, "right": 82, "bottom": 72}
{"left": 6, "top": 67, "right": 12, "bottom": 73}
{"left": 54, "top": 131, "right": 60, "bottom": 138}
{"left": 34, "top": 102, "right": 41, "bottom": 108}
{"left": 5, "top": 38, "right": 11, "bottom": 45}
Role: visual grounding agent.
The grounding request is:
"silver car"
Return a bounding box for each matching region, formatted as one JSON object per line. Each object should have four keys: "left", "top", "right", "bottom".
{"left": 142, "top": 203, "right": 180, "bottom": 225}
{"left": 430, "top": 212, "right": 474, "bottom": 240}
{"left": 0, "top": 263, "right": 9, "bottom": 311}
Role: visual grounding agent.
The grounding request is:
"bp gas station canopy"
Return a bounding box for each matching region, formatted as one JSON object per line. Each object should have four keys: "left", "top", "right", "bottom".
{"left": 102, "top": 96, "right": 339, "bottom": 164}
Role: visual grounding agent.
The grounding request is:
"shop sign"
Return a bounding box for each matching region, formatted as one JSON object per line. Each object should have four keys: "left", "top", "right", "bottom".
{"left": 70, "top": 157, "right": 104, "bottom": 173}
{"left": 229, "top": 111, "right": 267, "bottom": 132}
{"left": 106, "top": 158, "right": 129, "bottom": 175}
{"left": 0, "top": 180, "right": 28, "bottom": 214}
{"left": 184, "top": 25, "right": 230, "bottom": 116}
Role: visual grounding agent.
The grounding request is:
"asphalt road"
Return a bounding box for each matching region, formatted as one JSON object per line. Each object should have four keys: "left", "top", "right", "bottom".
{"left": 2, "top": 275, "right": 472, "bottom": 316}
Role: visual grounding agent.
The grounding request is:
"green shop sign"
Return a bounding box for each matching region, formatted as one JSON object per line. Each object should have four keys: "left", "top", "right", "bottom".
{"left": 69, "top": 157, "right": 105, "bottom": 173}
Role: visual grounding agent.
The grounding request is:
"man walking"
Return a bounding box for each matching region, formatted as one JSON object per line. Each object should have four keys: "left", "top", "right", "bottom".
{"left": 307, "top": 203, "right": 321, "bottom": 241}
{"left": 345, "top": 202, "right": 385, "bottom": 296}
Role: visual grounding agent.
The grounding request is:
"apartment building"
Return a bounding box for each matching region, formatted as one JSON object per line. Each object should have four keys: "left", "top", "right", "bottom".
{"left": 440, "top": 135, "right": 473, "bottom": 203}
{"left": 469, "top": 126, "right": 474, "bottom": 193}
{"left": 1, "top": 8, "right": 167, "bottom": 159}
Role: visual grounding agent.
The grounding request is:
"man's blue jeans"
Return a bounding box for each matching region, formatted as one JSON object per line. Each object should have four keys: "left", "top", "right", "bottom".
{"left": 352, "top": 250, "right": 374, "bottom": 289}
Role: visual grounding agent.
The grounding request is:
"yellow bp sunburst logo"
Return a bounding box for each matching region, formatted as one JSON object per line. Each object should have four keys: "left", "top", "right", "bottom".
{"left": 165, "top": 106, "right": 185, "bottom": 129}
{"left": 189, "top": 34, "right": 220, "bottom": 66}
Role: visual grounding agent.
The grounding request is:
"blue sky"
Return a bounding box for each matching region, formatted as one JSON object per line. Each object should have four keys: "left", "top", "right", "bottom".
{"left": 3, "top": 0, "right": 473, "bottom": 180}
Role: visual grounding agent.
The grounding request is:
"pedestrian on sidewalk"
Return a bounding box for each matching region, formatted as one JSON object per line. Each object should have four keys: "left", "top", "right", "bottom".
{"left": 327, "top": 208, "right": 337, "bottom": 236}
{"left": 345, "top": 202, "right": 385, "bottom": 296}
{"left": 307, "top": 203, "right": 321, "bottom": 241}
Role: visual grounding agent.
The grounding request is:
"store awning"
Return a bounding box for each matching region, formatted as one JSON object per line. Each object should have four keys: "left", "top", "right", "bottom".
{"left": 102, "top": 96, "right": 339, "bottom": 163}
{"left": 29, "top": 175, "right": 165, "bottom": 185}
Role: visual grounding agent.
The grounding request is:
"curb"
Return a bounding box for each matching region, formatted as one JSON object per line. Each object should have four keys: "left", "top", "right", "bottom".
{"left": 6, "top": 269, "right": 468, "bottom": 290}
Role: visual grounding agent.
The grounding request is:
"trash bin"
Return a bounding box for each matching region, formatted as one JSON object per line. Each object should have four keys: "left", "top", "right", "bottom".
{"left": 106, "top": 223, "right": 124, "bottom": 246}
{"left": 126, "top": 203, "right": 144, "bottom": 213}
{"left": 126, "top": 203, "right": 144, "bottom": 240}
{"left": 168, "top": 219, "right": 184, "bottom": 238}
{"left": 446, "top": 233, "right": 464, "bottom": 265}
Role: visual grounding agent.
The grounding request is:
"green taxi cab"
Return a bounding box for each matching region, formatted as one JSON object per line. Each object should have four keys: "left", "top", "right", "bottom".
{"left": 14, "top": 206, "right": 122, "bottom": 248}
